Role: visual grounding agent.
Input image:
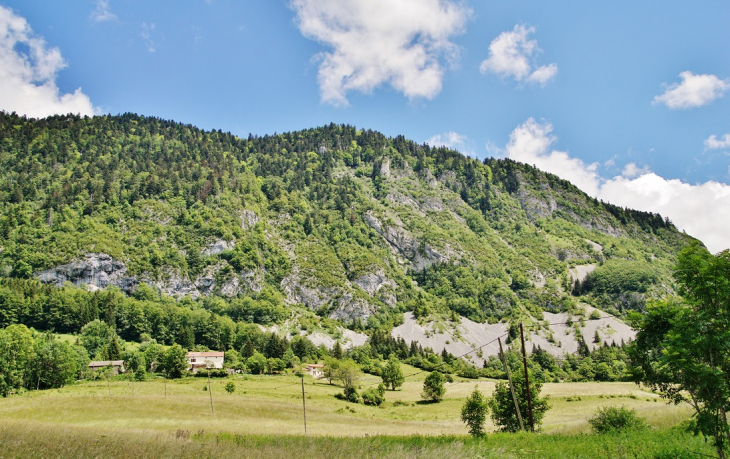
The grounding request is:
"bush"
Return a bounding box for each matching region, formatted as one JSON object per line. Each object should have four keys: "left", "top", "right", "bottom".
{"left": 225, "top": 382, "right": 235, "bottom": 394}
{"left": 194, "top": 369, "right": 228, "bottom": 378}
{"left": 588, "top": 406, "right": 646, "bottom": 433}
{"left": 335, "top": 386, "right": 361, "bottom": 404}
{"left": 362, "top": 384, "right": 386, "bottom": 406}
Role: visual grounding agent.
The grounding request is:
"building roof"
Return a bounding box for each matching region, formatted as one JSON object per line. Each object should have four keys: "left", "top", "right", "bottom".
{"left": 186, "top": 352, "right": 224, "bottom": 358}
{"left": 88, "top": 360, "right": 125, "bottom": 367}
{"left": 306, "top": 364, "right": 324, "bottom": 368}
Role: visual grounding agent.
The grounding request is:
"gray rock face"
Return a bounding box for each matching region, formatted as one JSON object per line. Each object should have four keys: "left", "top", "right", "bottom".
{"left": 354, "top": 269, "right": 397, "bottom": 306}
{"left": 379, "top": 157, "right": 391, "bottom": 178}
{"left": 36, "top": 253, "right": 138, "bottom": 293}
{"left": 201, "top": 239, "right": 235, "bottom": 256}
{"left": 240, "top": 210, "right": 260, "bottom": 230}
{"left": 154, "top": 271, "right": 200, "bottom": 299}
{"left": 364, "top": 211, "right": 455, "bottom": 271}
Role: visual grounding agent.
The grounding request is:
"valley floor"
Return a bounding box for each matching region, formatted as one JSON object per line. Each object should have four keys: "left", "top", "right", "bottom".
{"left": 0, "top": 372, "right": 713, "bottom": 458}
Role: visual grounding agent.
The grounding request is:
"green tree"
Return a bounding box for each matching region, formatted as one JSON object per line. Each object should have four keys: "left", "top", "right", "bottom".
{"left": 79, "top": 320, "right": 116, "bottom": 358}
{"left": 630, "top": 243, "right": 730, "bottom": 458}
{"left": 381, "top": 356, "right": 405, "bottom": 391}
{"left": 334, "top": 360, "right": 361, "bottom": 395}
{"left": 422, "top": 371, "right": 446, "bottom": 402}
{"left": 30, "top": 334, "right": 80, "bottom": 390}
{"left": 332, "top": 341, "right": 343, "bottom": 360}
{"left": 163, "top": 344, "right": 188, "bottom": 379}
{"left": 461, "top": 387, "right": 489, "bottom": 437}
{"left": 0, "top": 324, "right": 36, "bottom": 396}
{"left": 225, "top": 382, "right": 235, "bottom": 394}
{"left": 488, "top": 369, "right": 551, "bottom": 432}
{"left": 246, "top": 351, "right": 266, "bottom": 375}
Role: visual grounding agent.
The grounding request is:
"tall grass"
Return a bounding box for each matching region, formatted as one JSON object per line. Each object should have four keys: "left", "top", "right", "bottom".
{"left": 0, "top": 375, "right": 711, "bottom": 457}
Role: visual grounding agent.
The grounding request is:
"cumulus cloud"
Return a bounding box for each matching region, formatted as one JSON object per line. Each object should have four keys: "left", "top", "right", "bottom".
{"left": 90, "top": 0, "right": 117, "bottom": 23}
{"left": 653, "top": 71, "right": 730, "bottom": 109}
{"left": 501, "top": 118, "right": 730, "bottom": 253}
{"left": 426, "top": 131, "right": 473, "bottom": 154}
{"left": 291, "top": 0, "right": 470, "bottom": 106}
{"left": 479, "top": 25, "right": 557, "bottom": 86}
{"left": 0, "top": 6, "right": 96, "bottom": 117}
{"left": 705, "top": 134, "right": 730, "bottom": 150}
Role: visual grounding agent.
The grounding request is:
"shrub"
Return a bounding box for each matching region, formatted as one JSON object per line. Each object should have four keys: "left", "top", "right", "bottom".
{"left": 362, "top": 384, "right": 386, "bottom": 406}
{"left": 225, "top": 382, "right": 235, "bottom": 394}
{"left": 335, "top": 386, "right": 361, "bottom": 404}
{"left": 588, "top": 406, "right": 646, "bottom": 433}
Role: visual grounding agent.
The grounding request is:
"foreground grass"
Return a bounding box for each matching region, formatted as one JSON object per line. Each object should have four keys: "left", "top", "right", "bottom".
{"left": 0, "top": 421, "right": 716, "bottom": 458}
{"left": 0, "top": 373, "right": 712, "bottom": 457}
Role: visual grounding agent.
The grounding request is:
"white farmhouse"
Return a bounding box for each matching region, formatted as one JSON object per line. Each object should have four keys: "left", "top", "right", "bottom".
{"left": 185, "top": 351, "right": 224, "bottom": 373}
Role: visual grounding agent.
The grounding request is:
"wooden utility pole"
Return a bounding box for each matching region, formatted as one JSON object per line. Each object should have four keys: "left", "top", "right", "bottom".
{"left": 301, "top": 378, "right": 308, "bottom": 435}
{"left": 107, "top": 373, "right": 111, "bottom": 396}
{"left": 207, "top": 370, "right": 214, "bottom": 415}
{"left": 519, "top": 323, "right": 535, "bottom": 432}
{"left": 164, "top": 370, "right": 167, "bottom": 399}
{"left": 498, "top": 337, "right": 525, "bottom": 432}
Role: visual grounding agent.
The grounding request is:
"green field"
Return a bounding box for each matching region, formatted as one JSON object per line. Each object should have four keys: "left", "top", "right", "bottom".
{"left": 0, "top": 370, "right": 714, "bottom": 458}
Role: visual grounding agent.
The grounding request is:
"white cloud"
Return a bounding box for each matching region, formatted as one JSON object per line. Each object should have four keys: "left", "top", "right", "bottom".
{"left": 0, "top": 6, "right": 96, "bottom": 118}
{"left": 479, "top": 25, "right": 557, "bottom": 86}
{"left": 654, "top": 71, "right": 730, "bottom": 109}
{"left": 291, "top": 0, "right": 470, "bottom": 106}
{"left": 90, "top": 0, "right": 117, "bottom": 23}
{"left": 426, "top": 131, "right": 473, "bottom": 155}
{"left": 141, "top": 22, "right": 156, "bottom": 53}
{"left": 504, "top": 118, "right": 600, "bottom": 196}
{"left": 501, "top": 118, "right": 730, "bottom": 253}
{"left": 705, "top": 134, "right": 730, "bottom": 150}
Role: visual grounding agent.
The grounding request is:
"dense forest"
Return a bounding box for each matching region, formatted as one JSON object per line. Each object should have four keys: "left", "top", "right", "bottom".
{"left": 0, "top": 111, "right": 694, "bottom": 344}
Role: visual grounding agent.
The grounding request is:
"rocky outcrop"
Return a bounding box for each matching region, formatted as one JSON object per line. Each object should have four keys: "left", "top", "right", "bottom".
{"left": 35, "top": 253, "right": 138, "bottom": 293}
{"left": 364, "top": 211, "right": 456, "bottom": 271}
{"left": 153, "top": 270, "right": 200, "bottom": 299}
{"left": 240, "top": 210, "right": 260, "bottom": 230}
{"left": 202, "top": 239, "right": 235, "bottom": 256}
{"left": 354, "top": 269, "right": 397, "bottom": 306}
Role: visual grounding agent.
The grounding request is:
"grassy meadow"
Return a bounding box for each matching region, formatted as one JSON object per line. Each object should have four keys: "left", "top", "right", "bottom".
{"left": 0, "top": 367, "right": 715, "bottom": 458}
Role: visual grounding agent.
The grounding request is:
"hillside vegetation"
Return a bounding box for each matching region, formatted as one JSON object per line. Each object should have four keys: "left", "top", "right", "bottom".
{"left": 0, "top": 112, "right": 693, "bottom": 342}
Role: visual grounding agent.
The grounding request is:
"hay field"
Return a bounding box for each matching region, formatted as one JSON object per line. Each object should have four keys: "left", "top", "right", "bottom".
{"left": 0, "top": 370, "right": 711, "bottom": 458}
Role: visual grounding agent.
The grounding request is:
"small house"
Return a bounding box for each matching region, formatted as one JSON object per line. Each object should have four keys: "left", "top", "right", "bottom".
{"left": 88, "top": 360, "right": 126, "bottom": 375}
{"left": 186, "top": 351, "right": 225, "bottom": 373}
{"left": 305, "top": 363, "right": 324, "bottom": 379}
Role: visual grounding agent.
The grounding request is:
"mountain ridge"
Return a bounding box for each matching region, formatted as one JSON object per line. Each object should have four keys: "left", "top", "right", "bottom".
{"left": 0, "top": 112, "right": 696, "bottom": 353}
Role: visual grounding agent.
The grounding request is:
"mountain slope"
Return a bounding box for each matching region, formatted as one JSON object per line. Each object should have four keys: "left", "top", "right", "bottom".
{"left": 0, "top": 112, "right": 695, "bottom": 344}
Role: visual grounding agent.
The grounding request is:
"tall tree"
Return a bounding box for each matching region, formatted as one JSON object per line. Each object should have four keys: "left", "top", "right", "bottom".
{"left": 488, "top": 369, "right": 551, "bottom": 432}
{"left": 461, "top": 387, "right": 489, "bottom": 437}
{"left": 381, "top": 355, "right": 405, "bottom": 391}
{"left": 630, "top": 243, "right": 730, "bottom": 458}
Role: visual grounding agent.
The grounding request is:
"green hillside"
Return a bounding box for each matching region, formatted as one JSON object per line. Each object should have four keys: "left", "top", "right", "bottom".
{"left": 0, "top": 111, "right": 694, "bottom": 342}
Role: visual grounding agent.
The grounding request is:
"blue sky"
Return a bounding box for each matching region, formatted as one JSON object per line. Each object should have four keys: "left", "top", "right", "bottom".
{"left": 1, "top": 1, "right": 729, "bottom": 252}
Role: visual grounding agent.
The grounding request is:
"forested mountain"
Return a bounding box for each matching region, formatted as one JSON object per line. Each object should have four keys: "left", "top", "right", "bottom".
{"left": 0, "top": 111, "right": 695, "bottom": 348}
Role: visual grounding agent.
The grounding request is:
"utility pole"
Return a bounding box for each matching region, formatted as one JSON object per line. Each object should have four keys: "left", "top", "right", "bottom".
{"left": 301, "top": 378, "right": 308, "bottom": 435}
{"left": 164, "top": 370, "right": 167, "bottom": 399}
{"left": 519, "top": 323, "right": 535, "bottom": 432}
{"left": 207, "top": 370, "right": 214, "bottom": 415}
{"left": 498, "top": 337, "right": 525, "bottom": 432}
